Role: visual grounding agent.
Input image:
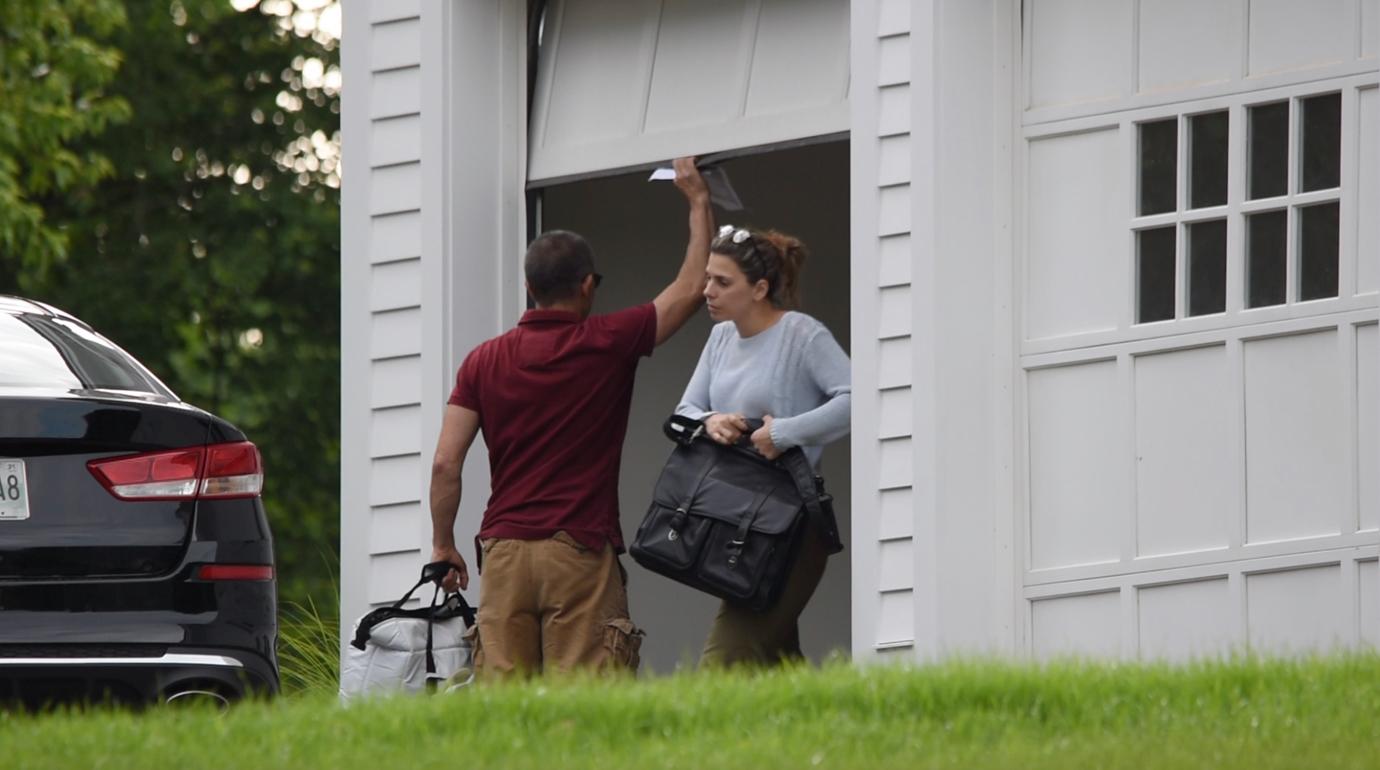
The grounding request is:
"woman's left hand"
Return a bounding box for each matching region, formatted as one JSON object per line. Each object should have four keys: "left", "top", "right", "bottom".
{"left": 751, "top": 415, "right": 782, "bottom": 460}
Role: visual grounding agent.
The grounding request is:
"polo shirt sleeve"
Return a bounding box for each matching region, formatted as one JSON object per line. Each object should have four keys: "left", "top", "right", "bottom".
{"left": 595, "top": 303, "right": 658, "bottom": 359}
{"left": 447, "top": 348, "right": 481, "bottom": 409}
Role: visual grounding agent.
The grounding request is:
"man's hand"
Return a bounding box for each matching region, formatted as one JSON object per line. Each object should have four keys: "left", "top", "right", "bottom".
{"left": 430, "top": 544, "right": 470, "bottom": 592}
{"left": 705, "top": 412, "right": 750, "bottom": 445}
{"left": 751, "top": 415, "right": 782, "bottom": 460}
{"left": 673, "top": 156, "right": 709, "bottom": 203}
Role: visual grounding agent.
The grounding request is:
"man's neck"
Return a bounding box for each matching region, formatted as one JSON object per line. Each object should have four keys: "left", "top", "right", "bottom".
{"left": 534, "top": 301, "right": 583, "bottom": 314}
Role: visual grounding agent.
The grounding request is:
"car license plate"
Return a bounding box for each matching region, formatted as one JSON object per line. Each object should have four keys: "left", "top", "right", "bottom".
{"left": 0, "top": 459, "right": 30, "bottom": 521}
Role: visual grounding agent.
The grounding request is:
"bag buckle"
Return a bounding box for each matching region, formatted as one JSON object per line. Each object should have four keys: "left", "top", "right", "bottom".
{"left": 668, "top": 506, "right": 690, "bottom": 542}
{"left": 726, "top": 538, "right": 746, "bottom": 566}
{"left": 670, "top": 505, "right": 689, "bottom": 526}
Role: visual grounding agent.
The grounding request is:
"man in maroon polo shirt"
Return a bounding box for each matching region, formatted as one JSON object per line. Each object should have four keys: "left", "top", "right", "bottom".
{"left": 427, "top": 157, "right": 712, "bottom": 676}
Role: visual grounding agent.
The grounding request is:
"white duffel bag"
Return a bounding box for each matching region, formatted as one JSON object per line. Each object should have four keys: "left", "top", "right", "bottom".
{"left": 340, "top": 561, "right": 476, "bottom": 701}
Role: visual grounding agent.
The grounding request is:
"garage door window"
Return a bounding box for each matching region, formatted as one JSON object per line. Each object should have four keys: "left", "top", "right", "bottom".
{"left": 1135, "top": 91, "right": 1343, "bottom": 324}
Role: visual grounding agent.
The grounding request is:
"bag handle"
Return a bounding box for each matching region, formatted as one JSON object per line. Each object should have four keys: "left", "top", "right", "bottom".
{"left": 349, "top": 561, "right": 476, "bottom": 652}
{"left": 665, "top": 414, "right": 769, "bottom": 464}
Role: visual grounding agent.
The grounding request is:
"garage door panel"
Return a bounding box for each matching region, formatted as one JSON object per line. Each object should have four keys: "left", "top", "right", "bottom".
{"left": 746, "top": 0, "right": 850, "bottom": 116}
{"left": 1027, "top": 0, "right": 1132, "bottom": 109}
{"left": 1137, "top": 0, "right": 1238, "bottom": 93}
{"left": 1244, "top": 330, "right": 1346, "bottom": 544}
{"left": 1359, "top": 88, "right": 1378, "bottom": 295}
{"left": 1248, "top": 0, "right": 1348, "bottom": 76}
{"left": 530, "top": 0, "right": 848, "bottom": 184}
{"left": 1138, "top": 578, "right": 1235, "bottom": 660}
{"left": 1028, "top": 360, "right": 1125, "bottom": 570}
{"left": 1026, "top": 128, "right": 1124, "bottom": 340}
{"left": 644, "top": 0, "right": 755, "bottom": 134}
{"left": 1362, "top": 560, "right": 1379, "bottom": 646}
{"left": 1360, "top": 323, "right": 1379, "bottom": 532}
{"left": 1366, "top": 0, "right": 1379, "bottom": 59}
{"left": 1247, "top": 565, "right": 1348, "bottom": 654}
{"left": 1032, "top": 591, "right": 1121, "bottom": 658}
{"left": 1134, "top": 346, "right": 1235, "bottom": 557}
{"left": 539, "top": 0, "right": 659, "bottom": 149}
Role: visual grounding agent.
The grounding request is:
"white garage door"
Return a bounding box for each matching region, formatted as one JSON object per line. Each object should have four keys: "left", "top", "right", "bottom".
{"left": 1017, "top": 0, "right": 1379, "bottom": 660}
{"left": 527, "top": 0, "right": 849, "bottom": 184}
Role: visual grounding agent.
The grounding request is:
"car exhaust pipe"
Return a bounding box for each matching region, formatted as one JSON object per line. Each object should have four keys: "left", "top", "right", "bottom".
{"left": 163, "top": 687, "right": 231, "bottom": 708}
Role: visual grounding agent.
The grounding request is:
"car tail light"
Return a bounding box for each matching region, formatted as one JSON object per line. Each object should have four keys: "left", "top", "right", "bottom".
{"left": 195, "top": 564, "right": 274, "bottom": 581}
{"left": 200, "top": 442, "right": 264, "bottom": 499}
{"left": 88, "top": 441, "right": 263, "bottom": 501}
{"left": 87, "top": 448, "right": 202, "bottom": 500}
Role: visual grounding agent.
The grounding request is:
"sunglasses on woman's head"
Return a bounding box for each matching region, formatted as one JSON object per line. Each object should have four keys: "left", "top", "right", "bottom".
{"left": 713, "top": 225, "right": 753, "bottom": 249}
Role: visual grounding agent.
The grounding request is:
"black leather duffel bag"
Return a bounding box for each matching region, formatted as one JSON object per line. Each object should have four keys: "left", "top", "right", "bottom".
{"left": 630, "top": 415, "right": 842, "bottom": 612}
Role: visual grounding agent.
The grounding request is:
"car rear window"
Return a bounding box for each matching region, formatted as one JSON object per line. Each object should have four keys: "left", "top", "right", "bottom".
{"left": 0, "top": 311, "right": 174, "bottom": 397}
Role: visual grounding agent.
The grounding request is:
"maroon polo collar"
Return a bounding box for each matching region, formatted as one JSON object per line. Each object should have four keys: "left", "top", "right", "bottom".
{"left": 519, "top": 308, "right": 582, "bottom": 326}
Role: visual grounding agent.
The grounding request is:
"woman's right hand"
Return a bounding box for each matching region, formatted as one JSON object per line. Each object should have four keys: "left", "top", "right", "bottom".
{"left": 704, "top": 412, "right": 750, "bottom": 445}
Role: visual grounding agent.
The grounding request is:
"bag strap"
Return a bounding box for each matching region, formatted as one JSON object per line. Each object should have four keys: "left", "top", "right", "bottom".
{"left": 350, "top": 561, "right": 476, "bottom": 651}
{"left": 778, "top": 448, "right": 842, "bottom": 554}
{"left": 726, "top": 482, "right": 779, "bottom": 566}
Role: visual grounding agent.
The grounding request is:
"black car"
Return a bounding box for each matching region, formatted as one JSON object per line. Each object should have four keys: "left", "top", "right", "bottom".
{"left": 0, "top": 295, "right": 278, "bottom": 707}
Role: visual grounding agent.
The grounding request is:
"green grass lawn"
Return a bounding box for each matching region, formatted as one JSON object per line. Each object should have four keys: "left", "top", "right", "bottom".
{"left": 4, "top": 654, "right": 1380, "bottom": 769}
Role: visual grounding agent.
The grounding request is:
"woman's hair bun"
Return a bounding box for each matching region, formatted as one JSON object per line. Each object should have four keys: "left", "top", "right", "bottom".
{"left": 761, "top": 230, "right": 807, "bottom": 309}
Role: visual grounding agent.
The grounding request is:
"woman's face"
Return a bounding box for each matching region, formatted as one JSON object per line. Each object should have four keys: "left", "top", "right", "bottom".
{"left": 703, "top": 252, "right": 767, "bottom": 322}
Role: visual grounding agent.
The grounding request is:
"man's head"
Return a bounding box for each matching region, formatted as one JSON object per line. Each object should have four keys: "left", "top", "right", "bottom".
{"left": 524, "top": 230, "right": 601, "bottom": 315}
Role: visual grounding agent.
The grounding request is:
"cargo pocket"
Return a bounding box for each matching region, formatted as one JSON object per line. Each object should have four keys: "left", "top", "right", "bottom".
{"left": 602, "top": 618, "right": 644, "bottom": 673}
{"left": 463, "top": 622, "right": 485, "bottom": 677}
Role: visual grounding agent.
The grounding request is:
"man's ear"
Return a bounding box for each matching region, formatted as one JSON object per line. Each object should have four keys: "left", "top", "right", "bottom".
{"left": 581, "top": 274, "right": 596, "bottom": 298}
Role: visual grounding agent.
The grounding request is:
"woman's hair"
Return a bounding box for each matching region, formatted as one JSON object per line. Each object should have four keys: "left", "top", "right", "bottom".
{"left": 710, "top": 226, "right": 808, "bottom": 309}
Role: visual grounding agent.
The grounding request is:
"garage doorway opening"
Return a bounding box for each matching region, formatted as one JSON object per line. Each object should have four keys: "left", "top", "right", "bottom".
{"left": 537, "top": 140, "right": 852, "bottom": 671}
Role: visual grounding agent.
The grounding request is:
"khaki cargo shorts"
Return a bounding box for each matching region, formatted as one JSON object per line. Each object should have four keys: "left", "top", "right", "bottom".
{"left": 469, "top": 531, "right": 643, "bottom": 678}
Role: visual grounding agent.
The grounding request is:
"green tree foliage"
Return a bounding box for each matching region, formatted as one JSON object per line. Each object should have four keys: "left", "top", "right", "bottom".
{"left": 0, "top": 0, "right": 130, "bottom": 283}
{"left": 16, "top": 0, "right": 341, "bottom": 607}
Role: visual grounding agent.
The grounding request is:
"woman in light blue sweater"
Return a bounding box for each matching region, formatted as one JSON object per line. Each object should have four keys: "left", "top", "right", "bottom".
{"left": 675, "top": 224, "right": 851, "bottom": 667}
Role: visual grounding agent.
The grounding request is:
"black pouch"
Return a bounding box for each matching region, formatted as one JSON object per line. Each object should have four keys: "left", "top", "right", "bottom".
{"left": 630, "top": 415, "right": 841, "bottom": 612}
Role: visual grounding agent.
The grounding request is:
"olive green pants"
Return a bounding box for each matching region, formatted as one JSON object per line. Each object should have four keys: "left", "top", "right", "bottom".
{"left": 698, "top": 522, "right": 831, "bottom": 668}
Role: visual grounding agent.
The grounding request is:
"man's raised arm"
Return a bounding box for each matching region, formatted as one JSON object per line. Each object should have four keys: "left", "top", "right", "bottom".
{"left": 652, "top": 157, "right": 714, "bottom": 347}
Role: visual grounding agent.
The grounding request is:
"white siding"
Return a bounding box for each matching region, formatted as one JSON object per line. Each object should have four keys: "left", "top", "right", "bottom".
{"left": 853, "top": 0, "right": 1018, "bottom": 662}
{"left": 344, "top": 0, "right": 528, "bottom": 643}
{"left": 852, "top": 0, "right": 917, "bottom": 657}
{"left": 342, "top": 1, "right": 428, "bottom": 639}
{"left": 344, "top": 0, "right": 528, "bottom": 644}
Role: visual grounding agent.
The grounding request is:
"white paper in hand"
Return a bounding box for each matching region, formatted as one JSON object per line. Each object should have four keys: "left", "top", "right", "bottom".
{"left": 647, "top": 165, "right": 745, "bottom": 211}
